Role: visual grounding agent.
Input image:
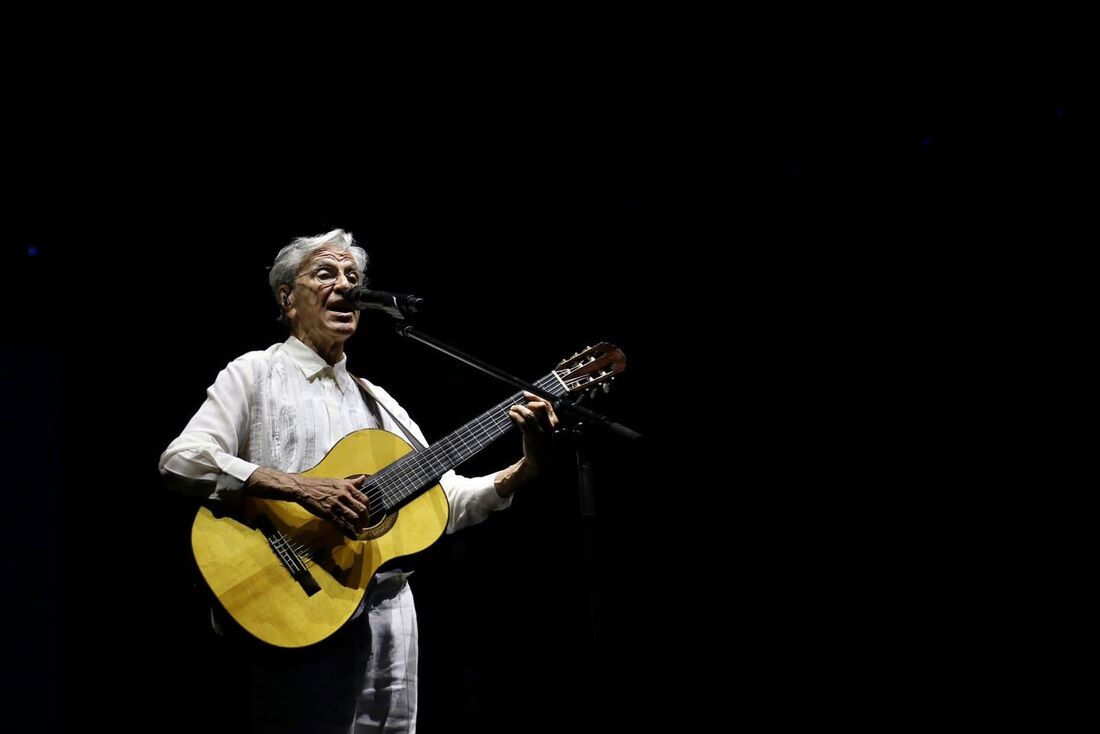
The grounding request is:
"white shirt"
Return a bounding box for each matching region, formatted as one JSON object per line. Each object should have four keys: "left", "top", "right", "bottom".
{"left": 159, "top": 336, "right": 511, "bottom": 534}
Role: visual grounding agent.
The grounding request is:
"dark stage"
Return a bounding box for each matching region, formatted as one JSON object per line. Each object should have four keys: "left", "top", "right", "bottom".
{"left": 5, "top": 59, "right": 1087, "bottom": 732}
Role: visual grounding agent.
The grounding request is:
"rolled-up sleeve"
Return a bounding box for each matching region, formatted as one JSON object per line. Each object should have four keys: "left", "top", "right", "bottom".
{"left": 159, "top": 358, "right": 259, "bottom": 501}
{"left": 440, "top": 469, "right": 512, "bottom": 534}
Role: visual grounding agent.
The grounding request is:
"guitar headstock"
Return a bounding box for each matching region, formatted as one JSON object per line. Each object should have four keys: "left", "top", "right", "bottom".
{"left": 554, "top": 342, "right": 626, "bottom": 401}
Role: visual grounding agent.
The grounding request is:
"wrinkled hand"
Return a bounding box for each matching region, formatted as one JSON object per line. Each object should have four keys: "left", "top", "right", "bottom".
{"left": 246, "top": 467, "right": 370, "bottom": 538}
{"left": 293, "top": 474, "right": 371, "bottom": 538}
{"left": 507, "top": 391, "right": 561, "bottom": 476}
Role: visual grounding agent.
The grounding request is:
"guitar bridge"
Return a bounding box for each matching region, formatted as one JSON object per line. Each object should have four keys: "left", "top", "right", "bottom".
{"left": 255, "top": 515, "right": 321, "bottom": 597}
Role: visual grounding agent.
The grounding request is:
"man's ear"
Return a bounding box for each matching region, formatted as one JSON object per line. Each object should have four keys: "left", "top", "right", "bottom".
{"left": 280, "top": 287, "right": 292, "bottom": 309}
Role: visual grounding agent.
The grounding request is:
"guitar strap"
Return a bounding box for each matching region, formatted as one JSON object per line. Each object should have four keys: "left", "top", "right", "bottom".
{"left": 349, "top": 373, "right": 427, "bottom": 451}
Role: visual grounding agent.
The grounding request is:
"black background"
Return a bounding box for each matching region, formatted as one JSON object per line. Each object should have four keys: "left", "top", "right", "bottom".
{"left": 5, "top": 39, "right": 1090, "bottom": 732}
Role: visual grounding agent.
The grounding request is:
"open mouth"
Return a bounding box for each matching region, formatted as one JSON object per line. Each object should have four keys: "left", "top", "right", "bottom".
{"left": 327, "top": 302, "right": 355, "bottom": 320}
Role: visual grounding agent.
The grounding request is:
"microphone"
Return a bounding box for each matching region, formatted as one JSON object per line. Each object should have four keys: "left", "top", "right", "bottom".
{"left": 342, "top": 284, "right": 425, "bottom": 320}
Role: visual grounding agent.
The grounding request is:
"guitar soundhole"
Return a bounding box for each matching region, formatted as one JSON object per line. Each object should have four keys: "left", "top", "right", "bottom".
{"left": 344, "top": 473, "right": 394, "bottom": 541}
{"left": 356, "top": 511, "right": 396, "bottom": 541}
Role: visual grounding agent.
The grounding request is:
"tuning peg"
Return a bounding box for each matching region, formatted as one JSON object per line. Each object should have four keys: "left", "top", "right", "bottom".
{"left": 602, "top": 382, "right": 611, "bottom": 393}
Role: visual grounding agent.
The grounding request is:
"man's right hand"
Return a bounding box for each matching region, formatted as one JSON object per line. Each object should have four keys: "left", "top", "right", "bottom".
{"left": 245, "top": 467, "right": 370, "bottom": 538}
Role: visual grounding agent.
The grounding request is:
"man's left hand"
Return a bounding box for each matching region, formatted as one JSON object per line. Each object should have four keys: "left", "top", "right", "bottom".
{"left": 496, "top": 391, "right": 561, "bottom": 496}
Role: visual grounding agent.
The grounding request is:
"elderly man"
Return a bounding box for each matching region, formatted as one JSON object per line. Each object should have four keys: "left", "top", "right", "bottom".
{"left": 160, "top": 228, "right": 558, "bottom": 733}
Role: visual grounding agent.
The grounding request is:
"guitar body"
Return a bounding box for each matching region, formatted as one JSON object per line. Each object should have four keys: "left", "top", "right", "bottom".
{"left": 191, "top": 428, "right": 449, "bottom": 649}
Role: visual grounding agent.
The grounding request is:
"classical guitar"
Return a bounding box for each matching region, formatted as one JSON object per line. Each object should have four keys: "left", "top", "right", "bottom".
{"left": 191, "top": 343, "right": 625, "bottom": 648}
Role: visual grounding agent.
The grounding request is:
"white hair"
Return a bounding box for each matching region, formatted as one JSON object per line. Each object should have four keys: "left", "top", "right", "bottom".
{"left": 268, "top": 228, "right": 368, "bottom": 321}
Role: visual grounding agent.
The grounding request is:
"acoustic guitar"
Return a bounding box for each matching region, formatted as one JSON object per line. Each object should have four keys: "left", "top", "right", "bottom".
{"left": 191, "top": 343, "right": 625, "bottom": 648}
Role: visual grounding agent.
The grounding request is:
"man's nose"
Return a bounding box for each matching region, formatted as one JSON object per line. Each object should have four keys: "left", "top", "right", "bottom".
{"left": 334, "top": 272, "right": 355, "bottom": 293}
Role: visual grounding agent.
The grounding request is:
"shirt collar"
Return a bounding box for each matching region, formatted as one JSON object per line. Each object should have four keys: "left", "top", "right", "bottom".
{"left": 283, "top": 336, "right": 349, "bottom": 388}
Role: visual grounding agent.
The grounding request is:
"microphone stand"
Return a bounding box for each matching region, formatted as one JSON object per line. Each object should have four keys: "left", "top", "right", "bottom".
{"left": 388, "top": 317, "right": 640, "bottom": 721}
{"left": 394, "top": 324, "right": 640, "bottom": 441}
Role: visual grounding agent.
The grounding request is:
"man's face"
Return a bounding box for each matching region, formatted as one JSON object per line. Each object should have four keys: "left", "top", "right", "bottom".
{"left": 286, "top": 246, "right": 362, "bottom": 346}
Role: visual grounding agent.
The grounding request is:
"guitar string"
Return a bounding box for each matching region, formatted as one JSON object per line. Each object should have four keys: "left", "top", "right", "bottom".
{"left": 276, "top": 371, "right": 576, "bottom": 559}
{"left": 278, "top": 371, "right": 584, "bottom": 563}
{"left": 275, "top": 388, "right": 537, "bottom": 564}
{"left": 259, "top": 359, "right": 611, "bottom": 575}
{"left": 359, "top": 403, "right": 511, "bottom": 509}
{"left": 270, "top": 531, "right": 311, "bottom": 574}
{"left": 357, "top": 373, "right": 565, "bottom": 512}
{"left": 358, "top": 399, "right": 540, "bottom": 512}
{"left": 381, "top": 372, "right": 559, "bottom": 495}
{"left": 367, "top": 371, "right": 573, "bottom": 509}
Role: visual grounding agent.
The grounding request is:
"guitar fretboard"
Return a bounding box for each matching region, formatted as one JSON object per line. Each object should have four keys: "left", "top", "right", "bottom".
{"left": 368, "top": 372, "right": 566, "bottom": 513}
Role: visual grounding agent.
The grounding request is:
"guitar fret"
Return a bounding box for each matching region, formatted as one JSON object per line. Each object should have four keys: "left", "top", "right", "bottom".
{"left": 372, "top": 374, "right": 568, "bottom": 509}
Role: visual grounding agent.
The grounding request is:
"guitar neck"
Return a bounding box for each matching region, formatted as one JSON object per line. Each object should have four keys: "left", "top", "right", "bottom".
{"left": 372, "top": 372, "right": 567, "bottom": 510}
